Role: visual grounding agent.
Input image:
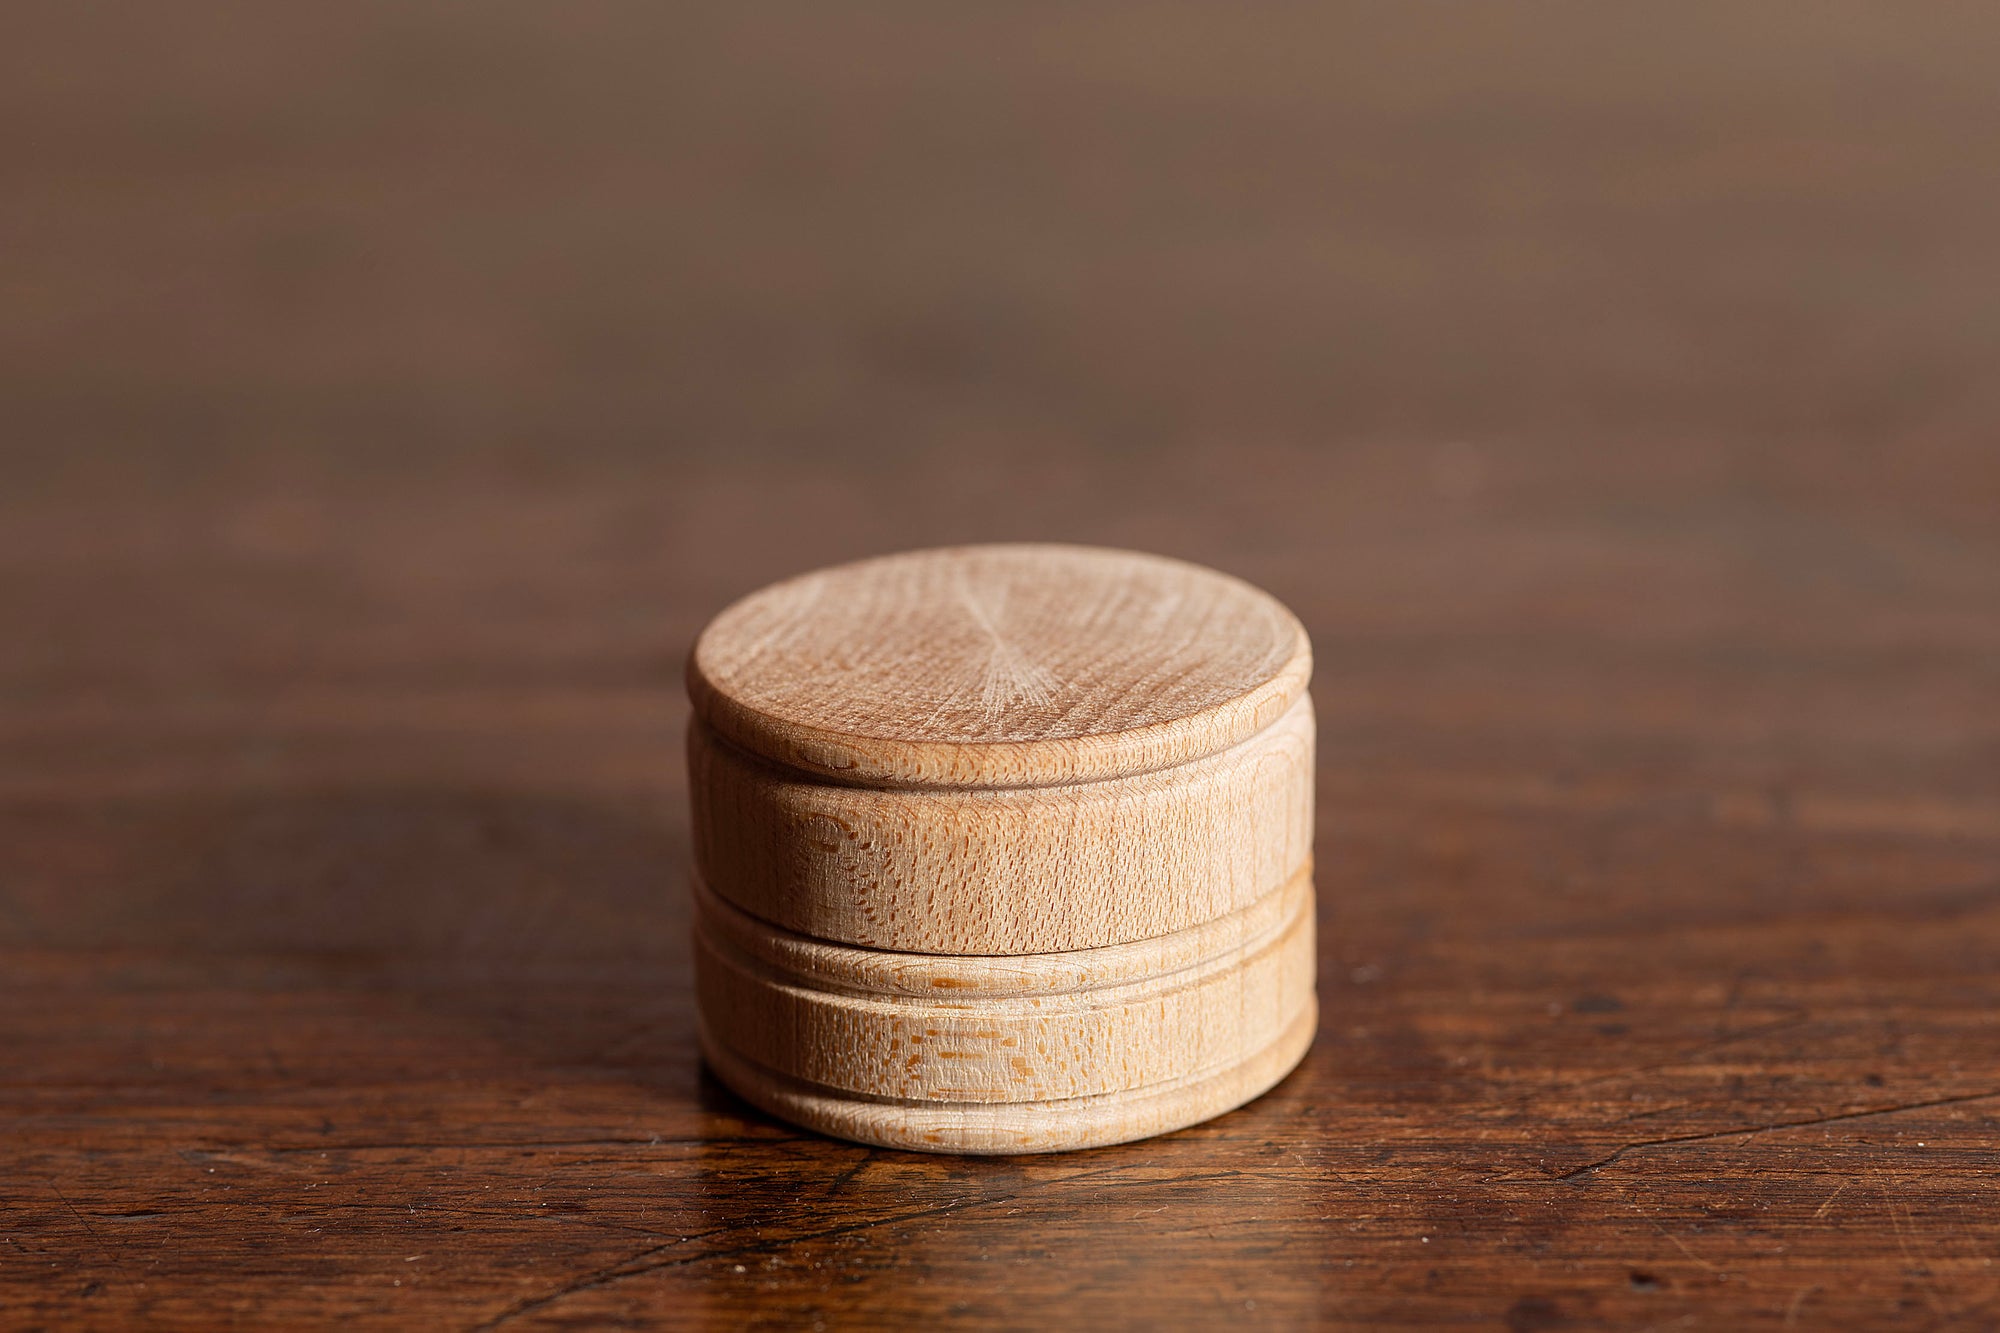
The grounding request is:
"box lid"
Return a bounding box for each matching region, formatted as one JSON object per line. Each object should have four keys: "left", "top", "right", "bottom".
{"left": 688, "top": 543, "right": 1311, "bottom": 790}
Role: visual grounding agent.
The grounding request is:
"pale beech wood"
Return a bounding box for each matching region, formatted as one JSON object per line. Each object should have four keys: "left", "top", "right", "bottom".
{"left": 689, "top": 694, "right": 1314, "bottom": 954}
{"left": 695, "top": 861, "right": 1313, "bottom": 1001}
{"left": 700, "top": 998, "right": 1320, "bottom": 1156}
{"left": 688, "top": 544, "right": 1311, "bottom": 790}
{"left": 695, "top": 866, "right": 1313, "bottom": 1103}
{"left": 695, "top": 869, "right": 1317, "bottom": 1153}
{"left": 688, "top": 544, "right": 1317, "bottom": 1150}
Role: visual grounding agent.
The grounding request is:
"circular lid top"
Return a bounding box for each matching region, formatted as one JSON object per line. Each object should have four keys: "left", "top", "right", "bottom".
{"left": 688, "top": 544, "right": 1310, "bottom": 789}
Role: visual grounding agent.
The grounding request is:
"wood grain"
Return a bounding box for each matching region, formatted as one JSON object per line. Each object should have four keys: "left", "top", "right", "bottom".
{"left": 688, "top": 693, "right": 1315, "bottom": 953}
{"left": 694, "top": 867, "right": 1315, "bottom": 1152}
{"left": 6, "top": 0, "right": 2000, "bottom": 1326}
{"left": 688, "top": 545, "right": 1317, "bottom": 1149}
{"left": 689, "top": 545, "right": 1311, "bottom": 789}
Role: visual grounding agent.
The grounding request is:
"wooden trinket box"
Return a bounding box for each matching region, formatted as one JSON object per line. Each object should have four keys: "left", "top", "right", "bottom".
{"left": 688, "top": 544, "right": 1316, "bottom": 1153}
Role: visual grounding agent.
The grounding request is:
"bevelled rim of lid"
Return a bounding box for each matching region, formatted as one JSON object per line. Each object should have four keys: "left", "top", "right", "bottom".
{"left": 687, "top": 543, "right": 1311, "bottom": 790}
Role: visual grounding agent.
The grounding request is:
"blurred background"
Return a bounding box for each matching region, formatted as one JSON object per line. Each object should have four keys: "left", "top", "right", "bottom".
{"left": 8, "top": 5, "right": 2000, "bottom": 1323}
{"left": 3, "top": 2, "right": 1996, "bottom": 958}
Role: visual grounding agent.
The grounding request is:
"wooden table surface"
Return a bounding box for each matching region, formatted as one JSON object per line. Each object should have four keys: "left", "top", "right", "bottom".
{"left": 6, "top": 4, "right": 1999, "bottom": 1327}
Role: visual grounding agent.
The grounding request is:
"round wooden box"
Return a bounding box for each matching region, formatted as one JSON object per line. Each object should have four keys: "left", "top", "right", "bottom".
{"left": 687, "top": 544, "right": 1316, "bottom": 1154}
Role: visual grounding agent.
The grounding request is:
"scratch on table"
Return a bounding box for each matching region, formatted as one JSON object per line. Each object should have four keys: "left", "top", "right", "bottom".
{"left": 51, "top": 1180, "right": 124, "bottom": 1277}
{"left": 1645, "top": 1219, "right": 1724, "bottom": 1276}
{"left": 1886, "top": 1188, "right": 1949, "bottom": 1319}
{"left": 1813, "top": 1179, "right": 1847, "bottom": 1219}
{"left": 472, "top": 1164, "right": 1245, "bottom": 1329}
{"left": 469, "top": 1195, "right": 988, "bottom": 1330}
{"left": 1545, "top": 1088, "right": 2000, "bottom": 1183}
{"left": 1491, "top": 1010, "right": 1810, "bottom": 1112}
{"left": 821, "top": 1147, "right": 874, "bottom": 1198}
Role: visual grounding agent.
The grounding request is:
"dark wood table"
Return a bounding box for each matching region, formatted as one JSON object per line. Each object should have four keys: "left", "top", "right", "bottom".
{"left": 7, "top": 4, "right": 1998, "bottom": 1327}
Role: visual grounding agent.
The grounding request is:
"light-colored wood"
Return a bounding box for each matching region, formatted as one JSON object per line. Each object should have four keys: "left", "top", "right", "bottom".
{"left": 690, "top": 694, "right": 1313, "bottom": 954}
{"left": 687, "top": 544, "right": 1317, "bottom": 1151}
{"left": 700, "top": 999, "right": 1320, "bottom": 1157}
{"left": 688, "top": 544, "right": 1311, "bottom": 790}
{"left": 695, "top": 869, "right": 1317, "bottom": 1154}
{"left": 695, "top": 865, "right": 1313, "bottom": 1102}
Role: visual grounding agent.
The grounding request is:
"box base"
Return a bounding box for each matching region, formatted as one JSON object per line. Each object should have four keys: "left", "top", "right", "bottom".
{"left": 702, "top": 997, "right": 1316, "bottom": 1155}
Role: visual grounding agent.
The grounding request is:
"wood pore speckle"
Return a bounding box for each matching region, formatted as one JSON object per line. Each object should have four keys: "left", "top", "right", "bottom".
{"left": 688, "top": 544, "right": 1312, "bottom": 789}
{"left": 689, "top": 546, "right": 1318, "bottom": 1150}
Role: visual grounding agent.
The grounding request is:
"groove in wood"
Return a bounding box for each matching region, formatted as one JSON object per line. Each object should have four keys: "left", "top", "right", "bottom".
{"left": 688, "top": 543, "right": 1318, "bottom": 1151}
